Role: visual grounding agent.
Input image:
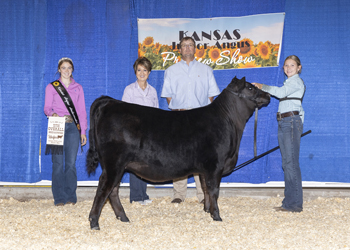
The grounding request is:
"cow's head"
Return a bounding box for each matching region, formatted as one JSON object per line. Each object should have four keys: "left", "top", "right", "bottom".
{"left": 225, "top": 76, "right": 270, "bottom": 108}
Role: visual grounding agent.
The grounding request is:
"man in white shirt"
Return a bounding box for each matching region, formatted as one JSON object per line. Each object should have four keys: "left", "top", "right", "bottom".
{"left": 161, "top": 37, "right": 220, "bottom": 203}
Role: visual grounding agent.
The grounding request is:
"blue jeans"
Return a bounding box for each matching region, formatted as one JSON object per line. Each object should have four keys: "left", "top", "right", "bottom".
{"left": 129, "top": 173, "right": 149, "bottom": 203}
{"left": 278, "top": 115, "right": 303, "bottom": 212}
{"left": 51, "top": 123, "right": 80, "bottom": 205}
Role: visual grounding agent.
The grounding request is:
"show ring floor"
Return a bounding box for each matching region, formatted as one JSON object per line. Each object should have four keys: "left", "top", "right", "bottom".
{"left": 1, "top": 182, "right": 350, "bottom": 202}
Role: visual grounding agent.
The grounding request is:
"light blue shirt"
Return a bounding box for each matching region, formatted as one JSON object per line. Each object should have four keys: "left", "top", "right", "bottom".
{"left": 161, "top": 59, "right": 220, "bottom": 110}
{"left": 262, "top": 74, "right": 305, "bottom": 122}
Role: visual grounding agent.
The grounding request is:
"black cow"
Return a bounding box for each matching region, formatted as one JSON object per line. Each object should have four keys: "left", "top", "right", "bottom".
{"left": 86, "top": 76, "right": 270, "bottom": 230}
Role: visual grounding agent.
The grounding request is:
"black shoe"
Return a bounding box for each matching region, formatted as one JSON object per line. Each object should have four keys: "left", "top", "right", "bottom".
{"left": 55, "top": 203, "right": 64, "bottom": 206}
{"left": 171, "top": 198, "right": 183, "bottom": 203}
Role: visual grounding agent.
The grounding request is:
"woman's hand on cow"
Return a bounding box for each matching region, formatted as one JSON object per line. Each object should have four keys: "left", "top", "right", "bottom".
{"left": 81, "top": 134, "right": 87, "bottom": 146}
{"left": 251, "top": 82, "right": 263, "bottom": 89}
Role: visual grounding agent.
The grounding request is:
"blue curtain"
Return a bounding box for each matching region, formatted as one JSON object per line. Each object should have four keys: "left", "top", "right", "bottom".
{"left": 0, "top": 0, "right": 46, "bottom": 182}
{"left": 1, "top": 0, "right": 349, "bottom": 184}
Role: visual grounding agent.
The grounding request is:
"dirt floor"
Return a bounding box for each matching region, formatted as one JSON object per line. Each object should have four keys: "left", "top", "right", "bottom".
{"left": 0, "top": 195, "right": 349, "bottom": 249}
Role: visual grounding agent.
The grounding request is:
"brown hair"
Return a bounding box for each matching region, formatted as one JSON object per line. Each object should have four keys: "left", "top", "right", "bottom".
{"left": 284, "top": 55, "right": 302, "bottom": 73}
{"left": 57, "top": 57, "right": 74, "bottom": 78}
{"left": 133, "top": 57, "right": 152, "bottom": 74}
{"left": 179, "top": 37, "right": 196, "bottom": 48}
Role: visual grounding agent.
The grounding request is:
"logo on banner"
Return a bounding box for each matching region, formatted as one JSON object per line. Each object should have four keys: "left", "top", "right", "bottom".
{"left": 138, "top": 14, "right": 284, "bottom": 70}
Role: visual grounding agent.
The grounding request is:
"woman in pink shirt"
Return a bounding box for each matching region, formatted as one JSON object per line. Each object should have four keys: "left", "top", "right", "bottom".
{"left": 122, "top": 57, "right": 158, "bottom": 205}
{"left": 44, "top": 57, "right": 87, "bottom": 206}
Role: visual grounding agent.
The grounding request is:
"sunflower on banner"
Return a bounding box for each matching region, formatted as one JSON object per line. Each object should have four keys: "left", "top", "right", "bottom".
{"left": 138, "top": 14, "right": 284, "bottom": 70}
{"left": 138, "top": 36, "right": 281, "bottom": 70}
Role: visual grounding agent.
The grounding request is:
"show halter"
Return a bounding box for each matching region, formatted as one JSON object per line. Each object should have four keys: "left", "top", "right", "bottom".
{"left": 224, "top": 87, "right": 259, "bottom": 157}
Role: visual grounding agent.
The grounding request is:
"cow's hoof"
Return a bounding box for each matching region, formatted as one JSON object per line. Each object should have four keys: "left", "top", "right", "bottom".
{"left": 89, "top": 217, "right": 100, "bottom": 230}
{"left": 117, "top": 215, "right": 130, "bottom": 222}
{"left": 211, "top": 213, "right": 223, "bottom": 221}
{"left": 213, "top": 217, "right": 223, "bottom": 222}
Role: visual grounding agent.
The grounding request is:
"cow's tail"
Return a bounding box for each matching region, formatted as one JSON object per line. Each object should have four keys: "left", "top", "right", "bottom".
{"left": 86, "top": 96, "right": 113, "bottom": 176}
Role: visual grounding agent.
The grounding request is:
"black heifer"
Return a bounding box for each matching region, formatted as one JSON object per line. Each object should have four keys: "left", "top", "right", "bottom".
{"left": 86, "top": 76, "right": 270, "bottom": 230}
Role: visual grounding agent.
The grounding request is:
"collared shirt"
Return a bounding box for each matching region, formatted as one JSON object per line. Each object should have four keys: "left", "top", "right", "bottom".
{"left": 122, "top": 81, "right": 159, "bottom": 108}
{"left": 161, "top": 59, "right": 220, "bottom": 110}
{"left": 44, "top": 78, "right": 87, "bottom": 135}
{"left": 262, "top": 74, "right": 305, "bottom": 122}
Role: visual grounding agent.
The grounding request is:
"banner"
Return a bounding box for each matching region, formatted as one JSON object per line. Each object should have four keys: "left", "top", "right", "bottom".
{"left": 138, "top": 13, "right": 285, "bottom": 70}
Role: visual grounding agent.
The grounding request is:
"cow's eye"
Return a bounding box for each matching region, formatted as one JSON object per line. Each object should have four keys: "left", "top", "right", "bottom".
{"left": 248, "top": 87, "right": 253, "bottom": 90}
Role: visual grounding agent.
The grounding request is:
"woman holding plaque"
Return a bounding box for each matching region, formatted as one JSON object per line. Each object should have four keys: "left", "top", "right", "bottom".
{"left": 122, "top": 57, "right": 159, "bottom": 205}
{"left": 44, "top": 57, "right": 87, "bottom": 206}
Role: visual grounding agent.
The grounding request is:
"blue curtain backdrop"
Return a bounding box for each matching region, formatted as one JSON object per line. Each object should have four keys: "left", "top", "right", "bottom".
{"left": 0, "top": 0, "right": 349, "bottom": 184}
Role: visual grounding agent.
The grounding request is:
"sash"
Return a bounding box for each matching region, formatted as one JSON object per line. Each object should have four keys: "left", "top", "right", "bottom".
{"left": 45, "top": 80, "right": 82, "bottom": 155}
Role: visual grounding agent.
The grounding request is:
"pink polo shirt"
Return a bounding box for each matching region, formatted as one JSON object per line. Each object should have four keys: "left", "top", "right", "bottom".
{"left": 44, "top": 78, "right": 87, "bottom": 135}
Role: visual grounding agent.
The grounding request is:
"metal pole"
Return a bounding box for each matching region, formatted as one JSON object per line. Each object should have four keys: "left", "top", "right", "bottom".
{"left": 232, "top": 130, "right": 312, "bottom": 172}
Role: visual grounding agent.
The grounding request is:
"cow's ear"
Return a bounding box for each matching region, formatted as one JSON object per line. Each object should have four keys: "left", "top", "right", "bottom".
{"left": 241, "top": 77, "right": 246, "bottom": 82}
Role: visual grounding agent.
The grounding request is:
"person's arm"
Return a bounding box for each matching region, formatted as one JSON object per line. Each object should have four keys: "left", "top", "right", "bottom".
{"left": 44, "top": 84, "right": 56, "bottom": 116}
{"left": 76, "top": 85, "right": 87, "bottom": 136}
{"left": 155, "top": 94, "right": 159, "bottom": 108}
{"left": 252, "top": 79, "right": 302, "bottom": 98}
{"left": 81, "top": 134, "right": 87, "bottom": 146}
{"left": 122, "top": 86, "right": 132, "bottom": 103}
{"left": 161, "top": 69, "right": 173, "bottom": 102}
{"left": 207, "top": 67, "right": 221, "bottom": 99}
{"left": 251, "top": 82, "right": 263, "bottom": 89}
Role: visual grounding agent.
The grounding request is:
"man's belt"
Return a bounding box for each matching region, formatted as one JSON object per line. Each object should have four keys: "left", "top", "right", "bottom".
{"left": 277, "top": 111, "right": 299, "bottom": 121}
{"left": 171, "top": 109, "right": 188, "bottom": 111}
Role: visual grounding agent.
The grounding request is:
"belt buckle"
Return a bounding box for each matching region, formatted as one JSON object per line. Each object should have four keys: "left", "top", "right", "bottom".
{"left": 276, "top": 112, "right": 282, "bottom": 121}
{"left": 65, "top": 115, "right": 73, "bottom": 123}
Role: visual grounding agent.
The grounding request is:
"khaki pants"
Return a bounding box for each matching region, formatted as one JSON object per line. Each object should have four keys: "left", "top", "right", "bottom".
{"left": 172, "top": 174, "right": 204, "bottom": 202}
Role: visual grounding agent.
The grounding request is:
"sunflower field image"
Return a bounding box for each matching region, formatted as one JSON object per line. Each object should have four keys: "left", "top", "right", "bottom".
{"left": 139, "top": 36, "right": 280, "bottom": 70}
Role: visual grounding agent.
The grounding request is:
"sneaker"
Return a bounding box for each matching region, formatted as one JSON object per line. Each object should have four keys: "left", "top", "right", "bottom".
{"left": 137, "top": 199, "right": 152, "bottom": 205}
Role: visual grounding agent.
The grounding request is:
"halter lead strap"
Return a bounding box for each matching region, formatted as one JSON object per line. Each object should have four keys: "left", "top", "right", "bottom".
{"left": 224, "top": 88, "right": 259, "bottom": 157}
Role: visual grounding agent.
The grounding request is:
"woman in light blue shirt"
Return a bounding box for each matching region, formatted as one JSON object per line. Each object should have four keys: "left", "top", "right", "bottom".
{"left": 253, "top": 55, "right": 305, "bottom": 213}
{"left": 122, "top": 57, "right": 158, "bottom": 205}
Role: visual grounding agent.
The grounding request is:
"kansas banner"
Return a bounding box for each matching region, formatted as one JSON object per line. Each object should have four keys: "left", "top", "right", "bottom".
{"left": 138, "top": 13, "right": 285, "bottom": 70}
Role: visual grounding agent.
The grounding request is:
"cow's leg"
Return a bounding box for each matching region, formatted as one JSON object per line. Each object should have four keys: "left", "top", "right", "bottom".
{"left": 205, "top": 171, "right": 223, "bottom": 221}
{"left": 108, "top": 184, "right": 129, "bottom": 222}
{"left": 199, "top": 174, "right": 210, "bottom": 213}
{"left": 89, "top": 166, "right": 128, "bottom": 230}
{"left": 89, "top": 170, "right": 109, "bottom": 230}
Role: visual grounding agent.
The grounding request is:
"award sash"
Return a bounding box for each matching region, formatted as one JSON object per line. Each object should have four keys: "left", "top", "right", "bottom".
{"left": 45, "top": 80, "right": 82, "bottom": 155}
